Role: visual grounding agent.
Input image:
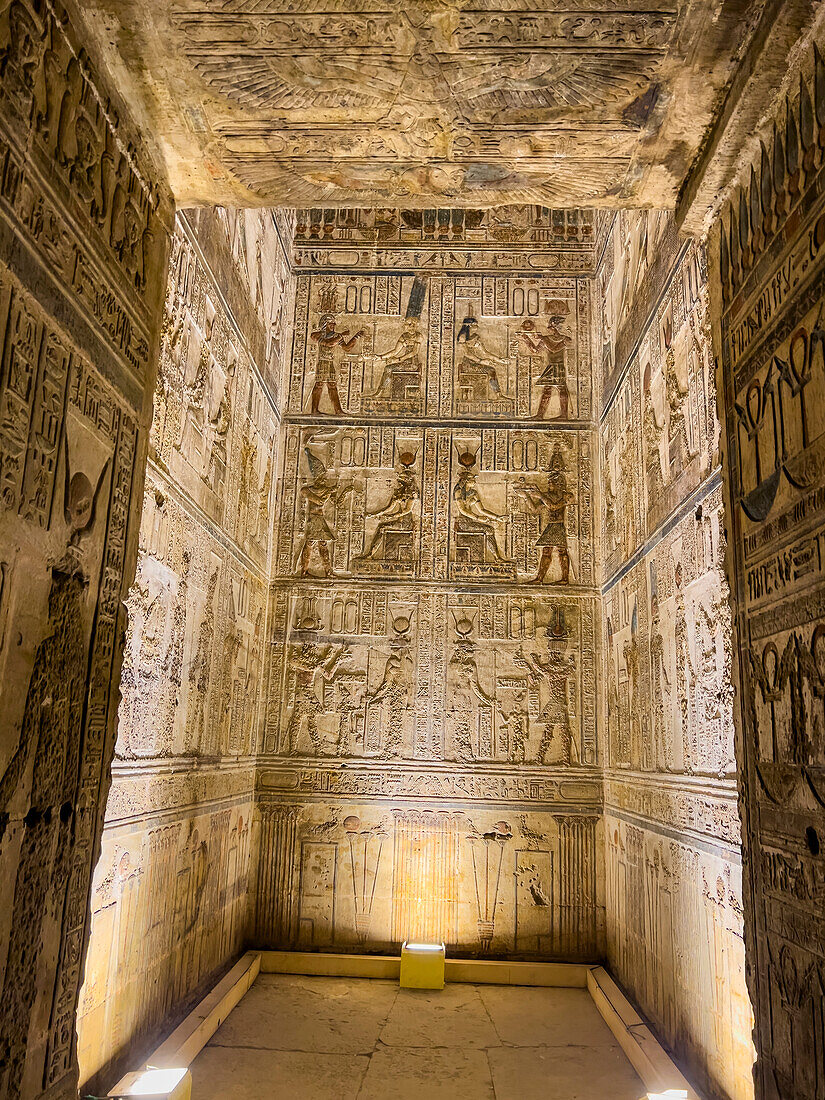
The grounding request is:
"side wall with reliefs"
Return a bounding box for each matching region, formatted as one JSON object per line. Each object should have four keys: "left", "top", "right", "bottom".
{"left": 0, "top": 2, "right": 172, "bottom": 1098}
{"left": 598, "top": 211, "right": 753, "bottom": 1100}
{"left": 76, "top": 207, "right": 296, "bottom": 1092}
{"left": 710, "top": 25, "right": 825, "bottom": 1100}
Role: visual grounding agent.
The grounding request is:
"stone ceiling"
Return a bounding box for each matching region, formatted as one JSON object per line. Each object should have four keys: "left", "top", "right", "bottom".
{"left": 80, "top": 0, "right": 769, "bottom": 209}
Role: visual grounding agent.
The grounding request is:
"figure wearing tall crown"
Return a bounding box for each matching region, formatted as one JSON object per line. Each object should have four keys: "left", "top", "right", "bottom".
{"left": 513, "top": 445, "right": 574, "bottom": 584}
{"left": 308, "top": 281, "right": 366, "bottom": 415}
{"left": 294, "top": 439, "right": 353, "bottom": 577}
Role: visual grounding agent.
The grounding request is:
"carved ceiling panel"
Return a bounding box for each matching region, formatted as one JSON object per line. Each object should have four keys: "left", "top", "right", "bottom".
{"left": 78, "top": 0, "right": 769, "bottom": 207}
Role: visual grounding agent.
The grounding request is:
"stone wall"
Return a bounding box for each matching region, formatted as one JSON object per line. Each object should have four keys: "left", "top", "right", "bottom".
{"left": 256, "top": 208, "right": 605, "bottom": 958}
{"left": 598, "top": 212, "right": 753, "bottom": 1100}
{"left": 0, "top": 1, "right": 172, "bottom": 1097}
{"left": 76, "top": 207, "right": 295, "bottom": 1090}
{"left": 710, "top": 28, "right": 825, "bottom": 1100}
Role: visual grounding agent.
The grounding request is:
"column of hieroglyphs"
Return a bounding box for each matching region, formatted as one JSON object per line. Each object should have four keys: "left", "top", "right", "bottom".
{"left": 0, "top": 2, "right": 173, "bottom": 1097}
{"left": 709, "top": 28, "right": 825, "bottom": 1100}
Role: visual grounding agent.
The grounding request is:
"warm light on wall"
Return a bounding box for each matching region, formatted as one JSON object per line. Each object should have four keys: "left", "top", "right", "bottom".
{"left": 646, "top": 1091, "right": 688, "bottom": 1100}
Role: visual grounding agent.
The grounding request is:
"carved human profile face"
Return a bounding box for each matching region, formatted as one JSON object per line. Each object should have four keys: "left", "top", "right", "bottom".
{"left": 66, "top": 471, "right": 95, "bottom": 533}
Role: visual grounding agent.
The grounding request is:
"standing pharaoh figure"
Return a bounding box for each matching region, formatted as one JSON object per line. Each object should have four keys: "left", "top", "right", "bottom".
{"left": 674, "top": 563, "right": 695, "bottom": 771}
{"left": 514, "top": 445, "right": 573, "bottom": 584}
{"left": 185, "top": 568, "right": 218, "bottom": 755}
{"left": 294, "top": 442, "right": 352, "bottom": 577}
{"left": 606, "top": 619, "right": 621, "bottom": 761}
{"left": 664, "top": 319, "right": 695, "bottom": 464}
{"left": 308, "top": 281, "right": 366, "bottom": 414}
{"left": 284, "top": 642, "right": 351, "bottom": 756}
{"left": 514, "top": 634, "right": 577, "bottom": 765}
{"left": 649, "top": 597, "right": 672, "bottom": 771}
{"left": 517, "top": 301, "right": 572, "bottom": 420}
{"left": 623, "top": 603, "right": 642, "bottom": 768}
{"left": 644, "top": 381, "right": 666, "bottom": 494}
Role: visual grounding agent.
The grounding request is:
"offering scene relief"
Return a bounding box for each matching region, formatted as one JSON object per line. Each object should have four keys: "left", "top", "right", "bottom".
{"left": 75, "top": 205, "right": 295, "bottom": 1093}
{"left": 259, "top": 215, "right": 603, "bottom": 962}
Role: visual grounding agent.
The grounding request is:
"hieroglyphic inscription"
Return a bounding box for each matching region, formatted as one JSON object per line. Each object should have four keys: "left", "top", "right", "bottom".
{"left": 713, "top": 35, "right": 825, "bottom": 1100}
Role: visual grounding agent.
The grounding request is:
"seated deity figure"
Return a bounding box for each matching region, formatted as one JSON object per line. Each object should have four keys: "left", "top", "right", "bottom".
{"left": 365, "top": 318, "right": 423, "bottom": 410}
{"left": 452, "top": 450, "right": 508, "bottom": 563}
{"left": 359, "top": 451, "right": 419, "bottom": 561}
{"left": 456, "top": 314, "right": 512, "bottom": 412}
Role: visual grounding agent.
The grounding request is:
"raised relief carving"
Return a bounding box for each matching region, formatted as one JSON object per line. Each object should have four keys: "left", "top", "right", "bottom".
{"left": 76, "top": 210, "right": 292, "bottom": 1092}
{"left": 255, "top": 801, "right": 600, "bottom": 959}
{"left": 517, "top": 301, "right": 573, "bottom": 420}
{"left": 267, "top": 586, "right": 594, "bottom": 770}
{"left": 362, "top": 277, "right": 426, "bottom": 415}
{"left": 355, "top": 449, "right": 419, "bottom": 572}
{"left": 451, "top": 447, "right": 512, "bottom": 577}
{"left": 294, "top": 435, "right": 353, "bottom": 577}
{"left": 600, "top": 215, "right": 747, "bottom": 1100}
{"left": 0, "top": 267, "right": 143, "bottom": 1096}
{"left": 289, "top": 270, "right": 591, "bottom": 423}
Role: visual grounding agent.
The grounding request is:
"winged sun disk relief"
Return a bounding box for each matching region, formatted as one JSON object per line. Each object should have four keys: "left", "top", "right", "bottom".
{"left": 184, "top": 47, "right": 661, "bottom": 119}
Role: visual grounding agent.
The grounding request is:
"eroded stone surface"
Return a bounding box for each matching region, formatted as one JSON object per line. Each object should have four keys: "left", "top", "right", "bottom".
{"left": 76, "top": 205, "right": 295, "bottom": 1092}
{"left": 598, "top": 210, "right": 753, "bottom": 1100}
{"left": 256, "top": 223, "right": 603, "bottom": 961}
{"left": 75, "top": 0, "right": 772, "bottom": 209}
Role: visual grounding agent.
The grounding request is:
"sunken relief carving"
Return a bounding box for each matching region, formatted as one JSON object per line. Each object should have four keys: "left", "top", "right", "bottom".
{"left": 713, "top": 35, "right": 825, "bottom": 1100}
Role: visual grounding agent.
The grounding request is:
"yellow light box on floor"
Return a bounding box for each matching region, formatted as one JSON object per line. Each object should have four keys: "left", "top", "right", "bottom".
{"left": 400, "top": 942, "right": 445, "bottom": 989}
{"left": 108, "top": 1067, "right": 192, "bottom": 1100}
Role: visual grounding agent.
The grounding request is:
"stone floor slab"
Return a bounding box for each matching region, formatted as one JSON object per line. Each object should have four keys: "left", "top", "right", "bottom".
{"left": 488, "top": 1043, "right": 645, "bottom": 1100}
{"left": 359, "top": 1046, "right": 495, "bottom": 1099}
{"left": 190, "top": 1045, "right": 369, "bottom": 1099}
{"left": 479, "top": 985, "right": 622, "bottom": 1049}
{"left": 188, "top": 975, "right": 650, "bottom": 1099}
{"left": 206, "top": 973, "right": 398, "bottom": 1054}
{"left": 379, "top": 984, "right": 499, "bottom": 1049}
